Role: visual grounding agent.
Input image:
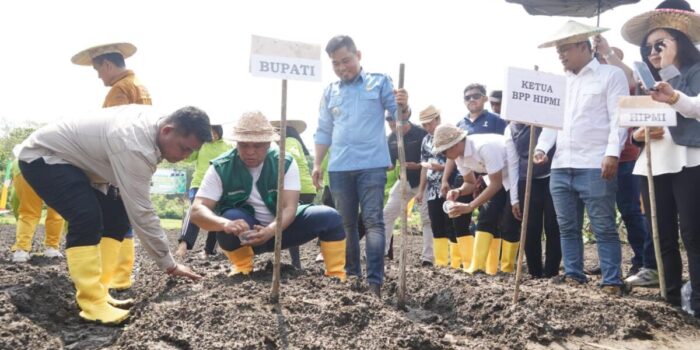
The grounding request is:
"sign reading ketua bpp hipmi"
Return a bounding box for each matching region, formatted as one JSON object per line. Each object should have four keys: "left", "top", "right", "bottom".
{"left": 250, "top": 35, "right": 321, "bottom": 82}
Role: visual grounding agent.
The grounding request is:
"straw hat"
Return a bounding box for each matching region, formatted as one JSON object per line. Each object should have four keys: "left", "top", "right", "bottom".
{"left": 419, "top": 105, "right": 440, "bottom": 123}
{"left": 431, "top": 124, "right": 467, "bottom": 155}
{"left": 71, "top": 42, "right": 137, "bottom": 66}
{"left": 269, "top": 119, "right": 307, "bottom": 134}
{"left": 621, "top": 8, "right": 700, "bottom": 46}
{"left": 538, "top": 20, "right": 609, "bottom": 48}
{"left": 231, "top": 111, "right": 280, "bottom": 142}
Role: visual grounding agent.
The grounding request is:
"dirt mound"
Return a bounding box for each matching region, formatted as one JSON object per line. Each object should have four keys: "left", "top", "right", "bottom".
{"left": 1, "top": 225, "right": 699, "bottom": 349}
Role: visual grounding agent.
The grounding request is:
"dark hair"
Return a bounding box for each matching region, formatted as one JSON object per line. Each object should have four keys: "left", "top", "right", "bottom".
{"left": 489, "top": 90, "right": 502, "bottom": 99}
{"left": 325, "top": 35, "right": 357, "bottom": 56}
{"left": 463, "top": 83, "right": 486, "bottom": 96}
{"left": 641, "top": 28, "right": 700, "bottom": 79}
{"left": 284, "top": 126, "right": 310, "bottom": 156}
{"left": 656, "top": 0, "right": 693, "bottom": 11}
{"left": 92, "top": 53, "right": 125, "bottom": 68}
{"left": 211, "top": 125, "right": 223, "bottom": 140}
{"left": 163, "top": 106, "right": 212, "bottom": 143}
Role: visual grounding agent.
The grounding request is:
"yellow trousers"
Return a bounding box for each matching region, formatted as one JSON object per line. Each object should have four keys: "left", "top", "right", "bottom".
{"left": 11, "top": 173, "right": 64, "bottom": 252}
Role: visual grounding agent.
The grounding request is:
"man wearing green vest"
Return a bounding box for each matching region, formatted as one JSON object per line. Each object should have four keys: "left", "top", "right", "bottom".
{"left": 190, "top": 112, "right": 346, "bottom": 280}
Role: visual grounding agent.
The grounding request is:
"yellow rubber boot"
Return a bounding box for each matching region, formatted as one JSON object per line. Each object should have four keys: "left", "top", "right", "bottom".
{"left": 466, "top": 231, "right": 493, "bottom": 274}
{"left": 224, "top": 246, "right": 254, "bottom": 276}
{"left": 43, "top": 207, "right": 65, "bottom": 249}
{"left": 320, "top": 239, "right": 347, "bottom": 281}
{"left": 449, "top": 241, "right": 461, "bottom": 269}
{"left": 485, "top": 238, "right": 502, "bottom": 275}
{"left": 110, "top": 237, "right": 135, "bottom": 290}
{"left": 99, "top": 237, "right": 134, "bottom": 307}
{"left": 11, "top": 173, "right": 42, "bottom": 252}
{"left": 457, "top": 235, "right": 474, "bottom": 272}
{"left": 65, "top": 245, "right": 129, "bottom": 325}
{"left": 433, "top": 238, "right": 450, "bottom": 267}
{"left": 500, "top": 241, "right": 520, "bottom": 273}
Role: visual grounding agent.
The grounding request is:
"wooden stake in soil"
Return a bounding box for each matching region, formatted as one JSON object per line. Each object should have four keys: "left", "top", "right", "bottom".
{"left": 512, "top": 125, "right": 536, "bottom": 304}
{"left": 395, "top": 64, "right": 410, "bottom": 309}
{"left": 644, "top": 127, "right": 666, "bottom": 299}
{"left": 270, "top": 79, "right": 288, "bottom": 304}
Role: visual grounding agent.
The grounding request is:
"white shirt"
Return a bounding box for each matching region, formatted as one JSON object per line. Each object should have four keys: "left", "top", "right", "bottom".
{"left": 455, "top": 134, "right": 510, "bottom": 192}
{"left": 633, "top": 128, "right": 700, "bottom": 176}
{"left": 197, "top": 158, "right": 300, "bottom": 226}
{"left": 674, "top": 92, "right": 700, "bottom": 119}
{"left": 16, "top": 105, "right": 175, "bottom": 270}
{"left": 536, "top": 59, "right": 629, "bottom": 169}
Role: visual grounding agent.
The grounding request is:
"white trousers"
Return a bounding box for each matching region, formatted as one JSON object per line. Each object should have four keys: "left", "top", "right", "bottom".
{"left": 383, "top": 181, "right": 433, "bottom": 263}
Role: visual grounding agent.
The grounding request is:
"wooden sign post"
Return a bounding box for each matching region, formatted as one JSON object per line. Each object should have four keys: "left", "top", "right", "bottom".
{"left": 619, "top": 96, "right": 677, "bottom": 299}
{"left": 250, "top": 35, "right": 321, "bottom": 303}
{"left": 502, "top": 66, "right": 566, "bottom": 304}
{"left": 396, "top": 63, "right": 410, "bottom": 309}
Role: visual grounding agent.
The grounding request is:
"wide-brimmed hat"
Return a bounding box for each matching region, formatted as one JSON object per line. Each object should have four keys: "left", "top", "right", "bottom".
{"left": 419, "top": 105, "right": 440, "bottom": 123}
{"left": 621, "top": 8, "right": 700, "bottom": 46}
{"left": 269, "top": 119, "right": 307, "bottom": 134}
{"left": 432, "top": 124, "right": 467, "bottom": 155}
{"left": 538, "top": 20, "right": 609, "bottom": 48}
{"left": 231, "top": 111, "right": 280, "bottom": 142}
{"left": 71, "top": 42, "right": 137, "bottom": 66}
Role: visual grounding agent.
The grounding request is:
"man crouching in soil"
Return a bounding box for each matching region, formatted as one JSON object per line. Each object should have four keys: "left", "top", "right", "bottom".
{"left": 190, "top": 111, "right": 347, "bottom": 280}
{"left": 16, "top": 105, "right": 209, "bottom": 325}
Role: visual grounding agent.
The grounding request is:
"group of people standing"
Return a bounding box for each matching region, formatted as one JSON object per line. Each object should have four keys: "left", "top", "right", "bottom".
{"left": 7, "top": 0, "right": 700, "bottom": 326}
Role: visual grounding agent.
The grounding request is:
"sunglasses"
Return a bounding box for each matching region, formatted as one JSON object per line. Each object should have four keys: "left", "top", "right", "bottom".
{"left": 464, "top": 93, "right": 484, "bottom": 101}
{"left": 642, "top": 38, "right": 674, "bottom": 57}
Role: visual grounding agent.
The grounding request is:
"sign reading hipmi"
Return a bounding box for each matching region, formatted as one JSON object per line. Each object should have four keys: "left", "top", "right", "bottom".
{"left": 618, "top": 96, "right": 677, "bottom": 127}
{"left": 250, "top": 35, "right": 321, "bottom": 82}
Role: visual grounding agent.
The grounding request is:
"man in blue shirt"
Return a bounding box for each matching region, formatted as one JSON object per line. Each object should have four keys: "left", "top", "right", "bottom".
{"left": 313, "top": 35, "right": 410, "bottom": 298}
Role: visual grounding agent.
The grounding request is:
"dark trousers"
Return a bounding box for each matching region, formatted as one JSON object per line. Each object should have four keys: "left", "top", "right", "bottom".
{"left": 617, "top": 161, "right": 656, "bottom": 270}
{"left": 287, "top": 193, "right": 316, "bottom": 268}
{"left": 179, "top": 187, "right": 217, "bottom": 254}
{"left": 19, "top": 159, "right": 130, "bottom": 248}
{"left": 475, "top": 188, "right": 508, "bottom": 238}
{"left": 216, "top": 205, "right": 345, "bottom": 253}
{"left": 503, "top": 177, "right": 561, "bottom": 278}
{"left": 640, "top": 164, "right": 700, "bottom": 311}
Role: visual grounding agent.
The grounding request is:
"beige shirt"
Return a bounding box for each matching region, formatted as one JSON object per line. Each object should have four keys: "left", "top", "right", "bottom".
{"left": 16, "top": 105, "right": 175, "bottom": 270}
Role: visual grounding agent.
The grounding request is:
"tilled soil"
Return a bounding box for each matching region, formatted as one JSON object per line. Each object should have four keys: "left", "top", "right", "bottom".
{"left": 1, "top": 224, "right": 699, "bottom": 349}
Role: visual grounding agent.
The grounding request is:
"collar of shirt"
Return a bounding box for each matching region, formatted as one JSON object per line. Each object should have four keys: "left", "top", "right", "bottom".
{"left": 462, "top": 138, "right": 474, "bottom": 159}
{"left": 153, "top": 117, "right": 164, "bottom": 162}
{"left": 108, "top": 69, "right": 134, "bottom": 86}
{"left": 340, "top": 68, "right": 367, "bottom": 87}
{"left": 566, "top": 58, "right": 598, "bottom": 78}
{"left": 464, "top": 110, "right": 488, "bottom": 124}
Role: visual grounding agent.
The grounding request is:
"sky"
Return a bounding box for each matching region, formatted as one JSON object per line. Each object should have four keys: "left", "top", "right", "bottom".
{"left": 0, "top": 0, "right": 668, "bottom": 146}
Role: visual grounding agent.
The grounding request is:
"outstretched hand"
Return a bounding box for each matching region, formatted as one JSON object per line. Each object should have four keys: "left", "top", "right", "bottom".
{"left": 167, "top": 263, "right": 202, "bottom": 281}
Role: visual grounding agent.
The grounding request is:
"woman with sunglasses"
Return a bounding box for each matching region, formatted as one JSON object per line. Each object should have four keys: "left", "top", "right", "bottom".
{"left": 621, "top": 0, "right": 700, "bottom": 317}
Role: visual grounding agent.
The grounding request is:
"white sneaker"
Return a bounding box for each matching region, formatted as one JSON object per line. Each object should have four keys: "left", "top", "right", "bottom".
{"left": 12, "top": 250, "right": 30, "bottom": 263}
{"left": 625, "top": 268, "right": 659, "bottom": 287}
{"left": 43, "top": 247, "right": 64, "bottom": 259}
{"left": 315, "top": 252, "right": 324, "bottom": 263}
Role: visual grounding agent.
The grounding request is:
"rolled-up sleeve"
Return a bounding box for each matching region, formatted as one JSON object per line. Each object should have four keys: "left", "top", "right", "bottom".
{"left": 315, "top": 87, "right": 333, "bottom": 146}
{"left": 110, "top": 151, "right": 175, "bottom": 271}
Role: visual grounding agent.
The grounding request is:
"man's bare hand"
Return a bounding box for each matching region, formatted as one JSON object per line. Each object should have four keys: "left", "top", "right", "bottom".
{"left": 242, "top": 225, "right": 275, "bottom": 246}
{"left": 312, "top": 167, "right": 323, "bottom": 190}
{"left": 223, "top": 219, "right": 249, "bottom": 235}
{"left": 167, "top": 263, "right": 202, "bottom": 281}
{"left": 512, "top": 202, "right": 522, "bottom": 221}
{"left": 601, "top": 156, "right": 619, "bottom": 180}
{"left": 533, "top": 150, "right": 548, "bottom": 165}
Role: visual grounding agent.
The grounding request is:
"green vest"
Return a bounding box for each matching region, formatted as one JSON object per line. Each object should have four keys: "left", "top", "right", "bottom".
{"left": 212, "top": 147, "right": 302, "bottom": 217}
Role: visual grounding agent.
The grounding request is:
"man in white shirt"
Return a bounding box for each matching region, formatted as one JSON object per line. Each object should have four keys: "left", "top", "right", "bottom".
{"left": 190, "top": 112, "right": 346, "bottom": 281}
{"left": 535, "top": 21, "right": 629, "bottom": 295}
{"left": 432, "top": 124, "right": 518, "bottom": 275}
{"left": 16, "top": 105, "right": 208, "bottom": 324}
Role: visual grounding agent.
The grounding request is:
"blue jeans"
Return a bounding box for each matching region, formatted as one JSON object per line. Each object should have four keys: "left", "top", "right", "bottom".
{"left": 329, "top": 168, "right": 386, "bottom": 285}
{"left": 550, "top": 168, "right": 622, "bottom": 286}
{"left": 215, "top": 205, "right": 345, "bottom": 253}
{"left": 616, "top": 161, "right": 656, "bottom": 270}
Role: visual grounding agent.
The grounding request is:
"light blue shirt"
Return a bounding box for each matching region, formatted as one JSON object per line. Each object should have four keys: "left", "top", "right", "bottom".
{"left": 315, "top": 69, "right": 398, "bottom": 171}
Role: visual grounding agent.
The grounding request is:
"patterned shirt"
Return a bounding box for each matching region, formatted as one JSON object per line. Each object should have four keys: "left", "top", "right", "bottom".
{"left": 420, "top": 133, "right": 447, "bottom": 201}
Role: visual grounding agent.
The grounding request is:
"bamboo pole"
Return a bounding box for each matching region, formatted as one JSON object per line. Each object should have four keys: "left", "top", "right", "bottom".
{"left": 645, "top": 127, "right": 666, "bottom": 299}
{"left": 270, "top": 79, "right": 288, "bottom": 303}
{"left": 512, "top": 125, "right": 536, "bottom": 304}
{"left": 396, "top": 64, "right": 409, "bottom": 309}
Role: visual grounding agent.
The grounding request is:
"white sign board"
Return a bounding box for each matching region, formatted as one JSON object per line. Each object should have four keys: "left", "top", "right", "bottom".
{"left": 250, "top": 35, "right": 321, "bottom": 82}
{"left": 502, "top": 67, "right": 566, "bottom": 129}
{"left": 618, "top": 96, "right": 677, "bottom": 127}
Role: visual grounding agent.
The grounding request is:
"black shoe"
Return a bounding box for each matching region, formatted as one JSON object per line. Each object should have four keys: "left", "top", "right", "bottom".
{"left": 551, "top": 275, "right": 584, "bottom": 286}
{"left": 368, "top": 283, "right": 381, "bottom": 298}
{"left": 421, "top": 261, "right": 433, "bottom": 267}
{"left": 584, "top": 265, "right": 601, "bottom": 275}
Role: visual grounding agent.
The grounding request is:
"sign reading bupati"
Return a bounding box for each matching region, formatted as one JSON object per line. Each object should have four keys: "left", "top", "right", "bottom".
{"left": 618, "top": 96, "right": 677, "bottom": 127}
{"left": 150, "top": 169, "right": 187, "bottom": 195}
{"left": 502, "top": 67, "right": 566, "bottom": 129}
{"left": 250, "top": 35, "right": 321, "bottom": 82}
